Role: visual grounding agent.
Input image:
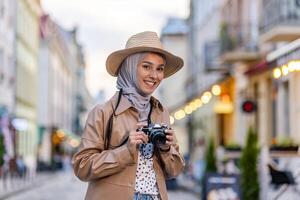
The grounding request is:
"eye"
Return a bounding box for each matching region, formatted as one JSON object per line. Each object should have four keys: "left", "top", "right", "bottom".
{"left": 157, "top": 66, "right": 165, "bottom": 72}
{"left": 142, "top": 64, "right": 151, "bottom": 70}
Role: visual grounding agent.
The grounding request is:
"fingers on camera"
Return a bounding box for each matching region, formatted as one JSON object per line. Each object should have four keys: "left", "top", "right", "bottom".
{"left": 134, "top": 134, "right": 147, "bottom": 144}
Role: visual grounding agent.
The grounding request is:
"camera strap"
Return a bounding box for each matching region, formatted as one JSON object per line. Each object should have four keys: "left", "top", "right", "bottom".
{"left": 104, "top": 89, "right": 123, "bottom": 150}
{"left": 118, "top": 101, "right": 153, "bottom": 148}
{"left": 147, "top": 99, "right": 153, "bottom": 125}
{"left": 104, "top": 91, "right": 153, "bottom": 150}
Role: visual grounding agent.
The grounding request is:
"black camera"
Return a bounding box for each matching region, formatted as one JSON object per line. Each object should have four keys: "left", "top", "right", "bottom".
{"left": 137, "top": 124, "right": 169, "bottom": 145}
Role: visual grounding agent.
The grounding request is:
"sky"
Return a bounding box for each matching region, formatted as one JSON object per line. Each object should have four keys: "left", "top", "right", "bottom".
{"left": 41, "top": 0, "right": 189, "bottom": 100}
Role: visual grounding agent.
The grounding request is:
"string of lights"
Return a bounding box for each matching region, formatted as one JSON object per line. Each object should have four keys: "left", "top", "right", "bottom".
{"left": 170, "top": 84, "right": 222, "bottom": 125}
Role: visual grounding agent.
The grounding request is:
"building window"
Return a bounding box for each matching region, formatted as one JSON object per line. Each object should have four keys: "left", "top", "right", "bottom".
{"left": 8, "top": 0, "right": 14, "bottom": 28}
{"left": 0, "top": 0, "right": 4, "bottom": 18}
{"left": 8, "top": 55, "right": 14, "bottom": 87}
{"left": 261, "top": 0, "right": 300, "bottom": 32}
{"left": 0, "top": 48, "right": 3, "bottom": 63}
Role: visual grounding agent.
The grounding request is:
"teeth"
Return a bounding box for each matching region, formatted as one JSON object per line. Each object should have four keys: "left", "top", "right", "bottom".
{"left": 145, "top": 81, "right": 155, "bottom": 86}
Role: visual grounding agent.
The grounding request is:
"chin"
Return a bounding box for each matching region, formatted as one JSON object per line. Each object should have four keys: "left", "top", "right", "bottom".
{"left": 141, "top": 89, "right": 154, "bottom": 95}
{"left": 144, "top": 91, "right": 153, "bottom": 95}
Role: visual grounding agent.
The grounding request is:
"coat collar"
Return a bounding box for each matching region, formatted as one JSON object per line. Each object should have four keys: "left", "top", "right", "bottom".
{"left": 110, "top": 91, "right": 164, "bottom": 115}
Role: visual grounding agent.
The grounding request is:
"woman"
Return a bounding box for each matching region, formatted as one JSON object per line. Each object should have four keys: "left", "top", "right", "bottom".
{"left": 72, "top": 31, "right": 185, "bottom": 200}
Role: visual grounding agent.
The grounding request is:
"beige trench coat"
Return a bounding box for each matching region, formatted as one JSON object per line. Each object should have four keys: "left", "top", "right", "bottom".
{"left": 72, "top": 92, "right": 185, "bottom": 200}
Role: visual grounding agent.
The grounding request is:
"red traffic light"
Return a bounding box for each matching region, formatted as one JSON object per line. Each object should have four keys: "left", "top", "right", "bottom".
{"left": 241, "top": 100, "right": 257, "bottom": 113}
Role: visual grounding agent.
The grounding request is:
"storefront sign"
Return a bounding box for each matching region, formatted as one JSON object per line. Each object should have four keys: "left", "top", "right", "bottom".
{"left": 267, "top": 38, "right": 300, "bottom": 66}
{"left": 277, "top": 48, "right": 300, "bottom": 66}
{"left": 214, "top": 100, "right": 233, "bottom": 114}
{"left": 203, "top": 173, "right": 241, "bottom": 200}
{"left": 241, "top": 100, "right": 257, "bottom": 113}
{"left": 12, "top": 118, "right": 28, "bottom": 131}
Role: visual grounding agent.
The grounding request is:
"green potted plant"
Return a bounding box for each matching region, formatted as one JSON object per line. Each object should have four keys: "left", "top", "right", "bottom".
{"left": 240, "top": 127, "right": 260, "bottom": 200}
{"left": 205, "top": 136, "right": 217, "bottom": 173}
{"left": 0, "top": 133, "right": 5, "bottom": 176}
{"left": 202, "top": 136, "right": 217, "bottom": 200}
{"left": 270, "top": 137, "right": 299, "bottom": 152}
{"left": 224, "top": 142, "right": 242, "bottom": 152}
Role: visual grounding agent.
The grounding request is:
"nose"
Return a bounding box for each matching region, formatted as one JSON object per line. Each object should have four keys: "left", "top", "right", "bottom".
{"left": 149, "top": 69, "right": 158, "bottom": 79}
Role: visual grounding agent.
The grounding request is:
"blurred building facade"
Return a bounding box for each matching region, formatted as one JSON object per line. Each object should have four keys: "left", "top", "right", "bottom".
{"left": 0, "top": 0, "right": 17, "bottom": 168}
{"left": 163, "top": 0, "right": 300, "bottom": 151}
{"left": 38, "top": 14, "right": 91, "bottom": 167}
{"left": 0, "top": 0, "right": 91, "bottom": 173}
{"left": 160, "top": 0, "right": 300, "bottom": 198}
{"left": 219, "top": 0, "right": 261, "bottom": 145}
{"left": 186, "top": 0, "right": 229, "bottom": 149}
{"left": 159, "top": 17, "right": 189, "bottom": 155}
{"left": 0, "top": 0, "right": 16, "bottom": 115}
{"left": 15, "top": 0, "right": 41, "bottom": 170}
{"left": 38, "top": 15, "right": 72, "bottom": 165}
{"left": 70, "top": 30, "right": 93, "bottom": 136}
{"left": 255, "top": 0, "right": 300, "bottom": 144}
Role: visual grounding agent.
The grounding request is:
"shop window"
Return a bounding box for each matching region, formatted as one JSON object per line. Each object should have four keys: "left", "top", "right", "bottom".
{"left": 254, "top": 82, "right": 259, "bottom": 132}
{"left": 282, "top": 81, "right": 290, "bottom": 136}
{"left": 271, "top": 81, "right": 278, "bottom": 139}
{"left": 272, "top": 80, "right": 291, "bottom": 139}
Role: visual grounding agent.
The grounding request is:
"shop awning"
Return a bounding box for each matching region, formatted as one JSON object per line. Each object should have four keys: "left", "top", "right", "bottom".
{"left": 244, "top": 60, "right": 269, "bottom": 76}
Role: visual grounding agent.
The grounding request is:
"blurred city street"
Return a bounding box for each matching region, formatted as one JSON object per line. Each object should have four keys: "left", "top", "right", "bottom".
{"left": 1, "top": 0, "right": 300, "bottom": 200}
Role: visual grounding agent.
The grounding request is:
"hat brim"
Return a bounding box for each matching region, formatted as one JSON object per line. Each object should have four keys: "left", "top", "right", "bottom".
{"left": 106, "top": 47, "right": 184, "bottom": 78}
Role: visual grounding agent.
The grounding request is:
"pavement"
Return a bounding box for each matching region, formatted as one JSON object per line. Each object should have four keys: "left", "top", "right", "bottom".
{"left": 4, "top": 170, "right": 300, "bottom": 200}
{"left": 0, "top": 172, "right": 61, "bottom": 199}
{"left": 1, "top": 171, "right": 200, "bottom": 200}
{"left": 176, "top": 173, "right": 201, "bottom": 195}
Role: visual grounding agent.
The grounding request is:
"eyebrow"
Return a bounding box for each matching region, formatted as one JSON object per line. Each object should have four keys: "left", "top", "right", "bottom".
{"left": 142, "top": 61, "right": 165, "bottom": 67}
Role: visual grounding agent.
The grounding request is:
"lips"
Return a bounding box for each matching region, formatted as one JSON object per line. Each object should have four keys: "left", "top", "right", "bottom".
{"left": 144, "top": 80, "right": 156, "bottom": 87}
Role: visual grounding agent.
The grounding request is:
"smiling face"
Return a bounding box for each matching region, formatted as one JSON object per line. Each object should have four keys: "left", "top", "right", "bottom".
{"left": 136, "top": 52, "right": 165, "bottom": 95}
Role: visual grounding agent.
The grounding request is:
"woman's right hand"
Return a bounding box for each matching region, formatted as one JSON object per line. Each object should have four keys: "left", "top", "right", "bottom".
{"left": 127, "top": 122, "right": 148, "bottom": 155}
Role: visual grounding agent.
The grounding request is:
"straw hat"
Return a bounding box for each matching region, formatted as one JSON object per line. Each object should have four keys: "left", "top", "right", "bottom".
{"left": 106, "top": 31, "right": 184, "bottom": 78}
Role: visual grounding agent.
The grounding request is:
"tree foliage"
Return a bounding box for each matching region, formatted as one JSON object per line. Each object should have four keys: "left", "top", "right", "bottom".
{"left": 0, "top": 133, "right": 5, "bottom": 167}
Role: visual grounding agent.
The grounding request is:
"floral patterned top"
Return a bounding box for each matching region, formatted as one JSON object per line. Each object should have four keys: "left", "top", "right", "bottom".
{"left": 134, "top": 143, "right": 160, "bottom": 200}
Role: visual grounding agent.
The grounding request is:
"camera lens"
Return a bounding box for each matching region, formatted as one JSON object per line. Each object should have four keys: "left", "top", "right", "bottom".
{"left": 150, "top": 130, "right": 166, "bottom": 145}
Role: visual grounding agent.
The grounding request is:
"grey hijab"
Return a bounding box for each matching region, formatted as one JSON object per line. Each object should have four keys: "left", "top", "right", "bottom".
{"left": 116, "top": 53, "right": 151, "bottom": 122}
